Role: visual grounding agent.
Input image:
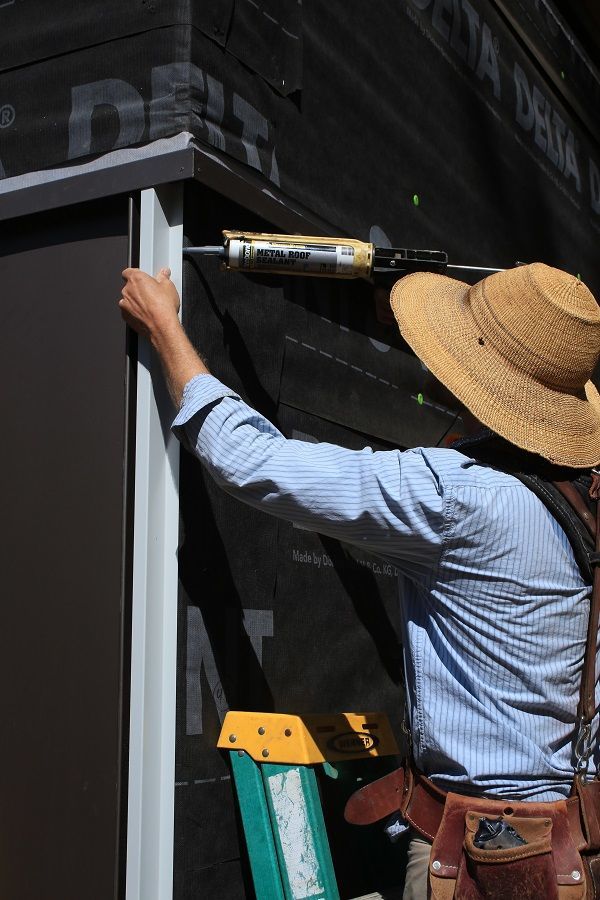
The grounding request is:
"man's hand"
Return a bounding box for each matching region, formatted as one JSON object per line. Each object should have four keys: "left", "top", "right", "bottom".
{"left": 118, "top": 266, "right": 210, "bottom": 408}
{"left": 119, "top": 267, "right": 181, "bottom": 343}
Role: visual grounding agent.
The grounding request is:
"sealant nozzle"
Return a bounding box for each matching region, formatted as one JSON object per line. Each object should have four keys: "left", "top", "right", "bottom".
{"left": 184, "top": 245, "right": 226, "bottom": 257}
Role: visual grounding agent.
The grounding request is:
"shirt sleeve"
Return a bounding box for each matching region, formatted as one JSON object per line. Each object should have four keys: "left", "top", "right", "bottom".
{"left": 172, "top": 374, "right": 445, "bottom": 574}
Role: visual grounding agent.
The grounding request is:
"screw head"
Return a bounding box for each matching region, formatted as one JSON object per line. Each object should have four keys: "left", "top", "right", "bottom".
{"left": 258, "top": 727, "right": 265, "bottom": 735}
{"left": 262, "top": 749, "right": 270, "bottom": 758}
{"left": 228, "top": 734, "right": 237, "bottom": 743}
{"left": 432, "top": 860, "right": 441, "bottom": 872}
{"left": 572, "top": 871, "right": 581, "bottom": 881}
{"left": 284, "top": 728, "right": 292, "bottom": 737}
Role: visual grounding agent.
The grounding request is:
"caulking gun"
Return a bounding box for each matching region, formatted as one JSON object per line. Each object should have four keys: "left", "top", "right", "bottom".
{"left": 184, "top": 231, "right": 502, "bottom": 280}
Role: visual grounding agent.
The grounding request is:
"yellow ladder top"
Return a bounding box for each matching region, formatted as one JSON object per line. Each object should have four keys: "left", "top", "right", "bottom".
{"left": 217, "top": 711, "right": 399, "bottom": 764}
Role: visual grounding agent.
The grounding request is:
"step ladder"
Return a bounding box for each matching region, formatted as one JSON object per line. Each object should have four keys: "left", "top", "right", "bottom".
{"left": 217, "top": 711, "right": 400, "bottom": 900}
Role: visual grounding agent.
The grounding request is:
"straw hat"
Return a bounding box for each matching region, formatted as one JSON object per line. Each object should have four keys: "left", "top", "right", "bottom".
{"left": 390, "top": 263, "right": 600, "bottom": 468}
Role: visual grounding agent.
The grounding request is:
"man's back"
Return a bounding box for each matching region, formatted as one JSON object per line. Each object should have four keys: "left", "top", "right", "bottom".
{"left": 395, "top": 447, "right": 591, "bottom": 801}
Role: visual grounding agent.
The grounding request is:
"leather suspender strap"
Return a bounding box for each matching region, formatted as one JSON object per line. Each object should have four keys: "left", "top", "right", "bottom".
{"left": 553, "top": 481, "right": 596, "bottom": 538}
{"left": 580, "top": 495, "right": 600, "bottom": 727}
{"left": 554, "top": 474, "right": 600, "bottom": 770}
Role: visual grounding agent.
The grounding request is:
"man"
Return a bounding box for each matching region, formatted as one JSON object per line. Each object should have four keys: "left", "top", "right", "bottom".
{"left": 119, "top": 262, "right": 600, "bottom": 898}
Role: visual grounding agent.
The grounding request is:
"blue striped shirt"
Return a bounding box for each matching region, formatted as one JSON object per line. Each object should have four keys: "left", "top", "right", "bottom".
{"left": 173, "top": 374, "right": 597, "bottom": 801}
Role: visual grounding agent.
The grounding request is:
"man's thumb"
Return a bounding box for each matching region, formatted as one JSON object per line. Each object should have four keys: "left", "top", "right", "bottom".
{"left": 155, "top": 266, "right": 171, "bottom": 282}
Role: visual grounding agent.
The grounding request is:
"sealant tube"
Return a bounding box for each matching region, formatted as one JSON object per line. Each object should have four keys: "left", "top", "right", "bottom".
{"left": 185, "top": 234, "right": 501, "bottom": 280}
{"left": 222, "top": 231, "right": 374, "bottom": 279}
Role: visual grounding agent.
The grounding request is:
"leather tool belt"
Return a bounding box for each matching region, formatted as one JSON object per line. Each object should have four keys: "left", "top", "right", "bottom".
{"left": 345, "top": 762, "right": 600, "bottom": 898}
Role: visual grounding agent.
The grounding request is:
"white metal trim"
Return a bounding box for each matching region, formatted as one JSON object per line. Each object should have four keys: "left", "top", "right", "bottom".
{"left": 0, "top": 133, "right": 195, "bottom": 194}
{"left": 126, "top": 185, "right": 183, "bottom": 900}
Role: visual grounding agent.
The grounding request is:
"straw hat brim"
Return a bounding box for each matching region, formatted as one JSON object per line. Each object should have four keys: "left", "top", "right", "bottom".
{"left": 390, "top": 272, "right": 600, "bottom": 468}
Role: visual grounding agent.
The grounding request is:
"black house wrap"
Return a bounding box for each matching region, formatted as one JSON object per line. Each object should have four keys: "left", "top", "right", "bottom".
{"left": 1, "top": 1, "right": 600, "bottom": 290}
{"left": 0, "top": 1, "right": 599, "bottom": 898}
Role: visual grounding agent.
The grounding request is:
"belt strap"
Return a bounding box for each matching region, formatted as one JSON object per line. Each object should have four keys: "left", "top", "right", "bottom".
{"left": 343, "top": 765, "right": 408, "bottom": 825}
{"left": 344, "top": 764, "right": 587, "bottom": 851}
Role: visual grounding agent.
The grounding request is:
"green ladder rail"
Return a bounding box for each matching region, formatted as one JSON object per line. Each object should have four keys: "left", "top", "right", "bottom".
{"left": 217, "top": 711, "right": 400, "bottom": 900}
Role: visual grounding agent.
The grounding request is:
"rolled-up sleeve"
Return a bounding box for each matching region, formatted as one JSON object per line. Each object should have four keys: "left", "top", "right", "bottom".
{"left": 172, "top": 374, "right": 445, "bottom": 572}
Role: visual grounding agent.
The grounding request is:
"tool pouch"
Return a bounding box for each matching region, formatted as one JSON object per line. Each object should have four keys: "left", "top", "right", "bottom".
{"left": 428, "top": 792, "right": 586, "bottom": 900}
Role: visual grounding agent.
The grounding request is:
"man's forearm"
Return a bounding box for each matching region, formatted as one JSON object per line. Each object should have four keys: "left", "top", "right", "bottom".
{"left": 151, "top": 318, "right": 210, "bottom": 409}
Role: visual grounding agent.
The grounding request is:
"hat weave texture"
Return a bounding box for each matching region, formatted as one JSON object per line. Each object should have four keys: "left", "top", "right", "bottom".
{"left": 390, "top": 263, "right": 600, "bottom": 467}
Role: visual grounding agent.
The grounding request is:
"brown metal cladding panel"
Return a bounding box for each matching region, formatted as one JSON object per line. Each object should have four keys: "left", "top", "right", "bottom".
{"left": 0, "top": 197, "right": 130, "bottom": 900}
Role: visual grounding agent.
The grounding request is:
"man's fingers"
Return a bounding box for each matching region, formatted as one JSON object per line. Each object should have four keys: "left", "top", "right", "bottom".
{"left": 119, "top": 305, "right": 148, "bottom": 336}
{"left": 118, "top": 298, "right": 134, "bottom": 320}
{"left": 122, "top": 267, "right": 154, "bottom": 283}
{"left": 122, "top": 266, "right": 171, "bottom": 286}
